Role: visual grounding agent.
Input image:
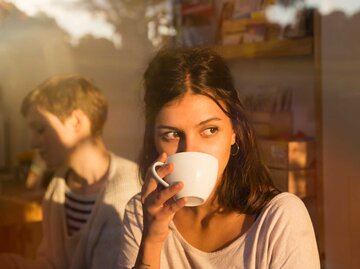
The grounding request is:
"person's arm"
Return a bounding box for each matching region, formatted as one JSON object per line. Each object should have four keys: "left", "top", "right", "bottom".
{"left": 118, "top": 153, "right": 186, "bottom": 269}
{"left": 134, "top": 182, "right": 185, "bottom": 269}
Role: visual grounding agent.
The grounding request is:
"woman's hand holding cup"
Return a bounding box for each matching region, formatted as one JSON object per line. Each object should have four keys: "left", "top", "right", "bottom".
{"left": 141, "top": 152, "right": 187, "bottom": 244}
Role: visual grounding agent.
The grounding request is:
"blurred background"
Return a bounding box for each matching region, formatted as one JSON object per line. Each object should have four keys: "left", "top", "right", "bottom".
{"left": 0, "top": 1, "right": 359, "bottom": 268}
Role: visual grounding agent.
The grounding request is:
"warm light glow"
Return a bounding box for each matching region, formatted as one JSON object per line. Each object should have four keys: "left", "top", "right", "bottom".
{"left": 266, "top": 0, "right": 360, "bottom": 27}
{"left": 5, "top": 0, "right": 119, "bottom": 46}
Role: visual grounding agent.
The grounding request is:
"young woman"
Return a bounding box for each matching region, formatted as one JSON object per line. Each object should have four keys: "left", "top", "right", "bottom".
{"left": 119, "top": 48, "right": 320, "bottom": 269}
{"left": 0, "top": 75, "right": 141, "bottom": 269}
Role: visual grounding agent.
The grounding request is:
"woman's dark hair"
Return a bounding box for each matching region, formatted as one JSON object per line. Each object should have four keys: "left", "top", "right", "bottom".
{"left": 139, "top": 47, "right": 279, "bottom": 215}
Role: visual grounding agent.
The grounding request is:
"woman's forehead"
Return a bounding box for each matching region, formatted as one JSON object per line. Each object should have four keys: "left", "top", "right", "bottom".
{"left": 155, "top": 93, "right": 229, "bottom": 125}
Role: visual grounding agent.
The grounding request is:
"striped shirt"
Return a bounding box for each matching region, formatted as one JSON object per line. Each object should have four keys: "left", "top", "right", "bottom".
{"left": 64, "top": 190, "right": 97, "bottom": 236}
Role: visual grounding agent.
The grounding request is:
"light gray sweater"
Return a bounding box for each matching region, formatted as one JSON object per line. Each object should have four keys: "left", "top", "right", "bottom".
{"left": 5, "top": 153, "right": 141, "bottom": 269}
{"left": 119, "top": 192, "right": 320, "bottom": 269}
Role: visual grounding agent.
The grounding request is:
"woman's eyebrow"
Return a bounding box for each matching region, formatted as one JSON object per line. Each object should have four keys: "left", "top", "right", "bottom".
{"left": 156, "top": 125, "right": 180, "bottom": 131}
{"left": 156, "top": 117, "right": 221, "bottom": 130}
{"left": 197, "top": 117, "right": 222, "bottom": 126}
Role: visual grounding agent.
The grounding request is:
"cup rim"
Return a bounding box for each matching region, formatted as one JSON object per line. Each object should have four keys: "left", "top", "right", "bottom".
{"left": 168, "top": 151, "right": 217, "bottom": 161}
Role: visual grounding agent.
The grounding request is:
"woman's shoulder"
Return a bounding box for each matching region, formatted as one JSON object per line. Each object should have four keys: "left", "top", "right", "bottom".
{"left": 259, "top": 192, "right": 311, "bottom": 226}
{"left": 268, "top": 192, "right": 305, "bottom": 209}
{"left": 254, "top": 194, "right": 320, "bottom": 267}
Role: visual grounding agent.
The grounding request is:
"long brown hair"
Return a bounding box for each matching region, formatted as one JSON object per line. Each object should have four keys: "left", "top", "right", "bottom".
{"left": 140, "top": 47, "right": 279, "bottom": 215}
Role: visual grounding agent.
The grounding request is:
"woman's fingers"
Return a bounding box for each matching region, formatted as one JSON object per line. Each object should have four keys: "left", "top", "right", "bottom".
{"left": 163, "top": 196, "right": 187, "bottom": 213}
{"left": 141, "top": 152, "right": 172, "bottom": 203}
{"left": 150, "top": 181, "right": 184, "bottom": 208}
{"left": 140, "top": 157, "right": 187, "bottom": 244}
{"left": 142, "top": 184, "right": 186, "bottom": 242}
{"left": 141, "top": 152, "right": 186, "bottom": 217}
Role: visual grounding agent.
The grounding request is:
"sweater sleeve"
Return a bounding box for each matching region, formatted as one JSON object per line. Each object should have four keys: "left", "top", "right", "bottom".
{"left": 117, "top": 194, "right": 143, "bottom": 269}
{"left": 88, "top": 213, "right": 123, "bottom": 269}
{"left": 264, "top": 193, "right": 320, "bottom": 269}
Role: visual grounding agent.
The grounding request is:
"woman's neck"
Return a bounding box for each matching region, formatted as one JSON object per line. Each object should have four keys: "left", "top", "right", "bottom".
{"left": 173, "top": 203, "right": 254, "bottom": 252}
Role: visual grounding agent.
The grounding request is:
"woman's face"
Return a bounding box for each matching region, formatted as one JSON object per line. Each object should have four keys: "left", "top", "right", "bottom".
{"left": 154, "top": 92, "right": 236, "bottom": 181}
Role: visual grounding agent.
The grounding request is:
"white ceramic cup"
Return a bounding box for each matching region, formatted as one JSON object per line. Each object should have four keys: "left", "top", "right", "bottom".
{"left": 151, "top": 152, "right": 218, "bottom": 207}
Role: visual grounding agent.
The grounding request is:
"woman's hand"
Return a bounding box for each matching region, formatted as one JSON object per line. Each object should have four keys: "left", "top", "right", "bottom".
{"left": 134, "top": 153, "right": 187, "bottom": 268}
{"left": 140, "top": 152, "right": 187, "bottom": 244}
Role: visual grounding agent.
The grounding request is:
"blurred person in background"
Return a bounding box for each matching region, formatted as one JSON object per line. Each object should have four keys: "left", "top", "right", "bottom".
{"left": 0, "top": 75, "right": 141, "bottom": 269}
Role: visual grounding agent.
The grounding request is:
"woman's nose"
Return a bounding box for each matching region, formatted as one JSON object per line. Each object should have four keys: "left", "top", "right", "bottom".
{"left": 177, "top": 135, "right": 200, "bottom": 153}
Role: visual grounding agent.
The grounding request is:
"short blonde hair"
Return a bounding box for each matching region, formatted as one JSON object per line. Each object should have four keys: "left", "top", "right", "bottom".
{"left": 21, "top": 75, "right": 108, "bottom": 136}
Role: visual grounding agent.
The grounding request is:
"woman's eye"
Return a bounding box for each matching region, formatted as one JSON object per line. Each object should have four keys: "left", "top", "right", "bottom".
{"left": 201, "top": 127, "right": 218, "bottom": 137}
{"left": 161, "top": 131, "right": 180, "bottom": 141}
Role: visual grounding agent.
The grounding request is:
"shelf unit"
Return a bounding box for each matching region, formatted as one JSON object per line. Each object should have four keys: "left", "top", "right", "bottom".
{"left": 212, "top": 37, "right": 313, "bottom": 59}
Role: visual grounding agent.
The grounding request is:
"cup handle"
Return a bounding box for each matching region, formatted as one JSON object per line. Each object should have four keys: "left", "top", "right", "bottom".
{"left": 151, "top": 162, "right": 170, "bottom": 188}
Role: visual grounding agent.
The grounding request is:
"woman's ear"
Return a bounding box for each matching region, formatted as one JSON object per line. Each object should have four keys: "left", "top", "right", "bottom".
{"left": 231, "top": 131, "right": 236, "bottom": 145}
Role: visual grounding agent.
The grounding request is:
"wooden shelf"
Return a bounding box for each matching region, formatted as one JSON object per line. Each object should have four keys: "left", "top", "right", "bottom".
{"left": 212, "top": 37, "right": 313, "bottom": 59}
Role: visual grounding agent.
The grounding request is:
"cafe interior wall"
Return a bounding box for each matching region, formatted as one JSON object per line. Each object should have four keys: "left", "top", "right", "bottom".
{"left": 321, "top": 12, "right": 360, "bottom": 269}
{"left": 0, "top": 15, "right": 149, "bottom": 171}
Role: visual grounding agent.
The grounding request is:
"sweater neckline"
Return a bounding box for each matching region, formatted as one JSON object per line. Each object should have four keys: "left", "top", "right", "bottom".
{"left": 168, "top": 215, "right": 258, "bottom": 257}
{"left": 168, "top": 192, "right": 290, "bottom": 257}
